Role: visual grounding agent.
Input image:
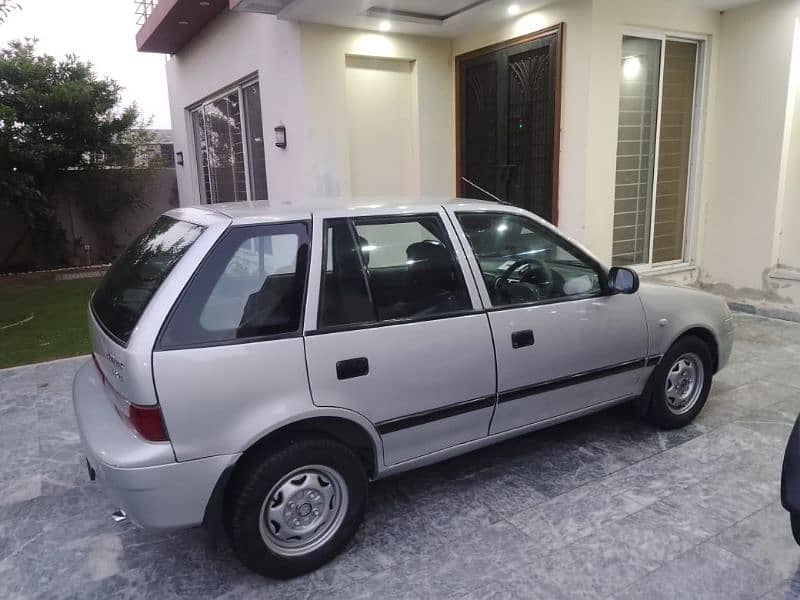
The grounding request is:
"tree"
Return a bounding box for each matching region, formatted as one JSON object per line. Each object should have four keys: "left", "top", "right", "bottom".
{"left": 0, "top": 39, "right": 150, "bottom": 268}
{"left": 0, "top": 1, "right": 21, "bottom": 24}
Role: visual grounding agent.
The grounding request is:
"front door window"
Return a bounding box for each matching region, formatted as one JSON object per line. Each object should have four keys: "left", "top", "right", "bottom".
{"left": 457, "top": 212, "right": 602, "bottom": 306}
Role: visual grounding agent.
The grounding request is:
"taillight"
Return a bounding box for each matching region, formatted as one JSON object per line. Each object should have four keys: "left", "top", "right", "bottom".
{"left": 97, "top": 363, "right": 170, "bottom": 442}
{"left": 127, "top": 404, "right": 170, "bottom": 442}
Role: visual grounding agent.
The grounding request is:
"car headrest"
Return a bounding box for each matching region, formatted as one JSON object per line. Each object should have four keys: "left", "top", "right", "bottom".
{"left": 406, "top": 240, "right": 451, "bottom": 267}
{"left": 406, "top": 241, "right": 456, "bottom": 292}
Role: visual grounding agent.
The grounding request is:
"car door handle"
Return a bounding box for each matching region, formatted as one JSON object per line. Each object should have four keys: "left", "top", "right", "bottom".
{"left": 336, "top": 357, "right": 369, "bottom": 380}
{"left": 511, "top": 330, "right": 535, "bottom": 349}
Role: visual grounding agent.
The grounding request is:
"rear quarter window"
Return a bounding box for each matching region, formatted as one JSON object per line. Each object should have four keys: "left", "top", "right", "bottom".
{"left": 92, "top": 216, "right": 204, "bottom": 345}
{"left": 158, "top": 222, "right": 310, "bottom": 349}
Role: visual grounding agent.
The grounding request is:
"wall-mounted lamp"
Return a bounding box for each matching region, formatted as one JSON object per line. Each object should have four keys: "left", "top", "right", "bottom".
{"left": 175, "top": 151, "right": 184, "bottom": 166}
{"left": 274, "top": 125, "right": 287, "bottom": 149}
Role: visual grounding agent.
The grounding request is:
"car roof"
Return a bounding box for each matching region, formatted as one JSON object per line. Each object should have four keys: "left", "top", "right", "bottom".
{"left": 169, "top": 197, "right": 505, "bottom": 225}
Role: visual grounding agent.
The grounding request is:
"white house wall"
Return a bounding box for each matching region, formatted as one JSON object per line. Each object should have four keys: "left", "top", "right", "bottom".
{"left": 166, "top": 14, "right": 454, "bottom": 206}
{"left": 701, "top": 0, "right": 800, "bottom": 306}
{"left": 165, "top": 11, "right": 310, "bottom": 206}
{"left": 298, "top": 24, "right": 454, "bottom": 199}
{"left": 778, "top": 18, "right": 800, "bottom": 279}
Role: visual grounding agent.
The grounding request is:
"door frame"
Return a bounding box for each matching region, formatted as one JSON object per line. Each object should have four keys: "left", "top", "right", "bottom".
{"left": 454, "top": 23, "right": 563, "bottom": 225}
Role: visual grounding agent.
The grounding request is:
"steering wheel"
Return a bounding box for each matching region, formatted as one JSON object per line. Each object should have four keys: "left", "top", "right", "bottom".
{"left": 493, "top": 258, "right": 555, "bottom": 301}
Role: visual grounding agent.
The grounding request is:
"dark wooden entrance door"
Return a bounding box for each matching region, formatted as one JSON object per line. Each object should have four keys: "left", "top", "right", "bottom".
{"left": 457, "top": 25, "right": 562, "bottom": 222}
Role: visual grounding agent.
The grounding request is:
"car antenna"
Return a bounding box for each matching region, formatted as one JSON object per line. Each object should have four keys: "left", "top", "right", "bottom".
{"left": 460, "top": 177, "right": 511, "bottom": 205}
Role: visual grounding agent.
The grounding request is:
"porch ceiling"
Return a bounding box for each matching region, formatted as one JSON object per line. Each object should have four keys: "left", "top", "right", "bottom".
{"left": 136, "top": 0, "right": 228, "bottom": 53}
{"left": 275, "top": 0, "right": 555, "bottom": 38}
{"left": 270, "top": 0, "right": 763, "bottom": 37}
{"left": 136, "top": 0, "right": 763, "bottom": 54}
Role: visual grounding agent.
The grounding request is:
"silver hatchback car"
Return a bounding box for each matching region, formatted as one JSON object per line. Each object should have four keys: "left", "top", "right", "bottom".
{"left": 73, "top": 198, "right": 733, "bottom": 578}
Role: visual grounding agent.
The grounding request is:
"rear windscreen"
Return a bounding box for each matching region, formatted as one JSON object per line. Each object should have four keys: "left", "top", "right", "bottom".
{"left": 92, "top": 216, "right": 204, "bottom": 345}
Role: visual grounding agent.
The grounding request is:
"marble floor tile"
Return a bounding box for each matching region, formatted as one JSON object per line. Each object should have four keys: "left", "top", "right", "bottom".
{"left": 713, "top": 501, "right": 800, "bottom": 580}
{"left": 760, "top": 575, "right": 800, "bottom": 600}
{"left": 0, "top": 315, "right": 798, "bottom": 599}
{"left": 615, "top": 542, "right": 782, "bottom": 600}
{"left": 503, "top": 480, "right": 646, "bottom": 552}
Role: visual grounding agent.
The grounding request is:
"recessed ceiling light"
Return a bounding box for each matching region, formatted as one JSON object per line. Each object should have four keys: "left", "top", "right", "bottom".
{"left": 178, "top": 19, "right": 190, "bottom": 25}
{"left": 379, "top": 20, "right": 392, "bottom": 32}
{"left": 199, "top": 1, "right": 210, "bottom": 6}
{"left": 507, "top": 3, "right": 521, "bottom": 15}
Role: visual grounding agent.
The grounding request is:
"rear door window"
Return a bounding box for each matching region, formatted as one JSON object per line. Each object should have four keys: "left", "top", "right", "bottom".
{"left": 159, "top": 222, "right": 309, "bottom": 348}
{"left": 318, "top": 215, "right": 471, "bottom": 328}
{"left": 92, "top": 216, "right": 204, "bottom": 345}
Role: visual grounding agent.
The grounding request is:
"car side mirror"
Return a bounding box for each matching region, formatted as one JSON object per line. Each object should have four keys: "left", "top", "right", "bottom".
{"left": 608, "top": 267, "right": 639, "bottom": 294}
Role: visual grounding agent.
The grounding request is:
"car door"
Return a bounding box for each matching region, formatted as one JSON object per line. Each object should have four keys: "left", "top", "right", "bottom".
{"left": 303, "top": 209, "right": 496, "bottom": 466}
{"left": 449, "top": 208, "right": 650, "bottom": 435}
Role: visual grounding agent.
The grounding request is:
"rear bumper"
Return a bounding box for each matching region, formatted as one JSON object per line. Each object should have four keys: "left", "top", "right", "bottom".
{"left": 782, "top": 414, "right": 800, "bottom": 514}
{"left": 72, "top": 361, "right": 240, "bottom": 529}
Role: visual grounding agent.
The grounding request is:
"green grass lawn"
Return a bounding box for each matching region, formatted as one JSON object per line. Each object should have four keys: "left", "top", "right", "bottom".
{"left": 0, "top": 277, "right": 101, "bottom": 369}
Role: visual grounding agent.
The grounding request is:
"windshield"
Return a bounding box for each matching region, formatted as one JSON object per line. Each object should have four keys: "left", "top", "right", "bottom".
{"left": 92, "top": 216, "right": 204, "bottom": 345}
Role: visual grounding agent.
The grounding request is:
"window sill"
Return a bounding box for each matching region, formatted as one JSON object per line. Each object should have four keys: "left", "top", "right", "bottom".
{"left": 769, "top": 268, "right": 800, "bottom": 282}
{"left": 633, "top": 262, "right": 697, "bottom": 278}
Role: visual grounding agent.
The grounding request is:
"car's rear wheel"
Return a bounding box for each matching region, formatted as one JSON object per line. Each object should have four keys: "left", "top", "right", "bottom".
{"left": 225, "top": 437, "right": 367, "bottom": 579}
{"left": 643, "top": 335, "right": 713, "bottom": 429}
{"left": 791, "top": 513, "right": 800, "bottom": 546}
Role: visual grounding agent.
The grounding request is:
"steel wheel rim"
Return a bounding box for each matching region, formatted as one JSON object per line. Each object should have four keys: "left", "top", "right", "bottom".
{"left": 259, "top": 465, "right": 348, "bottom": 558}
{"left": 664, "top": 352, "right": 705, "bottom": 415}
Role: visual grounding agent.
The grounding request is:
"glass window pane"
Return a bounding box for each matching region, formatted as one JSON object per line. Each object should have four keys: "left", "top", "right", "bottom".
{"left": 652, "top": 40, "right": 697, "bottom": 263}
{"left": 191, "top": 109, "right": 212, "bottom": 203}
{"left": 612, "top": 36, "right": 661, "bottom": 266}
{"left": 242, "top": 82, "right": 269, "bottom": 201}
{"left": 353, "top": 216, "right": 471, "bottom": 321}
{"left": 161, "top": 224, "right": 308, "bottom": 347}
{"left": 93, "top": 217, "right": 204, "bottom": 344}
{"left": 319, "top": 221, "right": 376, "bottom": 328}
{"left": 458, "top": 212, "right": 601, "bottom": 306}
{"left": 354, "top": 220, "right": 435, "bottom": 268}
{"left": 204, "top": 91, "right": 248, "bottom": 203}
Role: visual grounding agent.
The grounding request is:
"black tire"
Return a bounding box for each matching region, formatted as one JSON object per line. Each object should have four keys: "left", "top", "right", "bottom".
{"left": 791, "top": 513, "right": 800, "bottom": 546}
{"left": 643, "top": 335, "right": 713, "bottom": 429}
{"left": 225, "top": 437, "right": 367, "bottom": 579}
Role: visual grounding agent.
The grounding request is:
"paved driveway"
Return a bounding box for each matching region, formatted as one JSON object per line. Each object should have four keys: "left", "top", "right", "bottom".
{"left": 1, "top": 313, "right": 799, "bottom": 599}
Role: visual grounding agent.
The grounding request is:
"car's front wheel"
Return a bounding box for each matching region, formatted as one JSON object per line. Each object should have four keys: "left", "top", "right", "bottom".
{"left": 643, "top": 335, "right": 713, "bottom": 429}
{"left": 225, "top": 437, "right": 367, "bottom": 579}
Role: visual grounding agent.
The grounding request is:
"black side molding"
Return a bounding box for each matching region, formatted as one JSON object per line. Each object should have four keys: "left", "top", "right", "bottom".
{"left": 645, "top": 355, "right": 662, "bottom": 367}
{"left": 376, "top": 395, "right": 495, "bottom": 435}
{"left": 499, "top": 355, "right": 661, "bottom": 404}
